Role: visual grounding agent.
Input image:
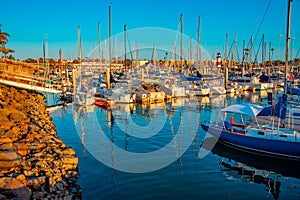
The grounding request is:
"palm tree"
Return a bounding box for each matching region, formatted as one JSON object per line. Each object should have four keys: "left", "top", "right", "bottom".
{"left": 0, "top": 24, "right": 14, "bottom": 59}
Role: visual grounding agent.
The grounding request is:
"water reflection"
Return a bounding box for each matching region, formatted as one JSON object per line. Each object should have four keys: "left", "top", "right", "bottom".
{"left": 52, "top": 93, "right": 300, "bottom": 199}
{"left": 202, "top": 137, "right": 300, "bottom": 199}
{"left": 72, "top": 96, "right": 202, "bottom": 173}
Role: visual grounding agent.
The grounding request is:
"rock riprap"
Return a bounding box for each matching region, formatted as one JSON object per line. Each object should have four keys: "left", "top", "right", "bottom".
{"left": 0, "top": 85, "right": 81, "bottom": 199}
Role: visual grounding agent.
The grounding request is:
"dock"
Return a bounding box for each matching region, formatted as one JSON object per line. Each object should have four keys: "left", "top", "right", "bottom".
{"left": 0, "top": 59, "right": 62, "bottom": 94}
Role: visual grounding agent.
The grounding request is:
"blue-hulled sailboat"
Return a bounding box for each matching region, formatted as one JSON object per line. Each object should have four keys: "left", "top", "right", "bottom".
{"left": 201, "top": 0, "right": 300, "bottom": 160}
{"left": 201, "top": 94, "right": 300, "bottom": 160}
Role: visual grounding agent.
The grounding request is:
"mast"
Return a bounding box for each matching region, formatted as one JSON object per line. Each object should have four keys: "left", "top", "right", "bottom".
{"left": 224, "top": 34, "right": 229, "bottom": 90}
{"left": 232, "top": 31, "right": 237, "bottom": 65}
{"left": 180, "top": 14, "right": 183, "bottom": 69}
{"left": 59, "top": 48, "right": 62, "bottom": 78}
{"left": 108, "top": 5, "right": 112, "bottom": 72}
{"left": 242, "top": 40, "right": 245, "bottom": 75}
{"left": 124, "top": 24, "right": 127, "bottom": 71}
{"left": 269, "top": 42, "right": 272, "bottom": 63}
{"left": 98, "top": 22, "right": 101, "bottom": 63}
{"left": 224, "top": 34, "right": 228, "bottom": 60}
{"left": 284, "top": 0, "right": 292, "bottom": 94}
{"left": 197, "top": 16, "right": 201, "bottom": 63}
{"left": 43, "top": 34, "right": 49, "bottom": 80}
{"left": 136, "top": 42, "right": 139, "bottom": 61}
{"left": 113, "top": 36, "right": 117, "bottom": 62}
{"left": 262, "top": 34, "right": 265, "bottom": 69}
{"left": 107, "top": 5, "right": 112, "bottom": 89}
{"left": 249, "top": 36, "right": 253, "bottom": 72}
{"left": 78, "top": 26, "right": 81, "bottom": 61}
{"left": 189, "top": 37, "right": 192, "bottom": 65}
{"left": 153, "top": 44, "right": 157, "bottom": 66}
{"left": 119, "top": 40, "right": 122, "bottom": 62}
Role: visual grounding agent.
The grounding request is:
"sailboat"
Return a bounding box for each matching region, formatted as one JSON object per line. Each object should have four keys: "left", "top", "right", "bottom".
{"left": 73, "top": 26, "right": 95, "bottom": 106}
{"left": 201, "top": 94, "right": 300, "bottom": 160}
{"left": 201, "top": 0, "right": 300, "bottom": 160}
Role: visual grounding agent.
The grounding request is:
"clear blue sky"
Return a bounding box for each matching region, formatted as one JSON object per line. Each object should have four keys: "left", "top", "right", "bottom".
{"left": 1, "top": 0, "right": 300, "bottom": 61}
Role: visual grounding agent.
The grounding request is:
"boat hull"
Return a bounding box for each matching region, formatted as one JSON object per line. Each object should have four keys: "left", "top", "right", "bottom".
{"left": 201, "top": 124, "right": 300, "bottom": 160}
{"left": 94, "top": 98, "right": 109, "bottom": 109}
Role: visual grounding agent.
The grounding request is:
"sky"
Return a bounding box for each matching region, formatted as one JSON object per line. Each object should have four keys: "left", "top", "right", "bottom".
{"left": 1, "top": 0, "right": 300, "bottom": 61}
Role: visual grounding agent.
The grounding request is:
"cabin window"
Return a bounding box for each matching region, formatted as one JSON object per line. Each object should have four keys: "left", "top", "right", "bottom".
{"left": 258, "top": 131, "right": 265, "bottom": 135}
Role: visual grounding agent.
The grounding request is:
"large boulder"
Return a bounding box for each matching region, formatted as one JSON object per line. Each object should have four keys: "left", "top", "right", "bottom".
{"left": 0, "top": 177, "right": 32, "bottom": 200}
{"left": 0, "top": 143, "right": 22, "bottom": 170}
{"left": 8, "top": 112, "right": 26, "bottom": 122}
{"left": 14, "top": 142, "right": 29, "bottom": 157}
{"left": 61, "top": 156, "right": 78, "bottom": 171}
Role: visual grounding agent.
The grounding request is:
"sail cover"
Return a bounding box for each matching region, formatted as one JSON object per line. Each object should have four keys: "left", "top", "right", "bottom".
{"left": 220, "top": 103, "right": 263, "bottom": 117}
{"left": 257, "top": 94, "right": 287, "bottom": 119}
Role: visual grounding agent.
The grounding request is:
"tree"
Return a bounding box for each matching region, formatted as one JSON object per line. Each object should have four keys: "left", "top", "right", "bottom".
{"left": 8, "top": 54, "right": 15, "bottom": 60}
{"left": 0, "top": 24, "right": 14, "bottom": 59}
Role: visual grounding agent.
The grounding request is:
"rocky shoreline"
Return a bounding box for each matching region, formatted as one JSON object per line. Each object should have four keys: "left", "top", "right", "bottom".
{"left": 0, "top": 85, "right": 81, "bottom": 199}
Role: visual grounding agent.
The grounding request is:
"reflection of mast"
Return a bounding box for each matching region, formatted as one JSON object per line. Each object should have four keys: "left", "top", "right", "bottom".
{"left": 80, "top": 113, "right": 87, "bottom": 156}
{"left": 107, "top": 109, "right": 116, "bottom": 184}
{"left": 178, "top": 106, "right": 183, "bottom": 174}
{"left": 220, "top": 160, "right": 281, "bottom": 199}
{"left": 124, "top": 107, "right": 129, "bottom": 151}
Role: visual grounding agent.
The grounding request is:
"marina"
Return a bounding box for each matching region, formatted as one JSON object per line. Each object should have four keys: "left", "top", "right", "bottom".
{"left": 51, "top": 93, "right": 300, "bottom": 199}
{"left": 1, "top": 0, "right": 300, "bottom": 199}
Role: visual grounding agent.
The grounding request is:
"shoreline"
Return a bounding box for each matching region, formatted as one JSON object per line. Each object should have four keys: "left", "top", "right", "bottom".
{"left": 0, "top": 84, "right": 81, "bottom": 199}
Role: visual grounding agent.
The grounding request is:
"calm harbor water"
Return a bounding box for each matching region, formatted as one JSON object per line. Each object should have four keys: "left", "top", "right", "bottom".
{"left": 50, "top": 91, "right": 300, "bottom": 200}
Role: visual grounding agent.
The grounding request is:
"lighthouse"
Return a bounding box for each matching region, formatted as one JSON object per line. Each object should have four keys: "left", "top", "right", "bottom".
{"left": 216, "top": 52, "right": 222, "bottom": 68}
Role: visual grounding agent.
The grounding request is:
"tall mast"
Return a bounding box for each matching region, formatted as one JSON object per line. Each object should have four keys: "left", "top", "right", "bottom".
{"left": 262, "top": 33, "right": 265, "bottom": 68}
{"left": 269, "top": 42, "right": 272, "bottom": 62}
{"left": 180, "top": 14, "right": 183, "bottom": 69}
{"left": 59, "top": 48, "right": 62, "bottom": 78}
{"left": 44, "top": 34, "right": 49, "bottom": 80}
{"left": 107, "top": 5, "right": 112, "bottom": 89}
{"left": 98, "top": 22, "right": 101, "bottom": 63}
{"left": 108, "top": 5, "right": 112, "bottom": 72}
{"left": 136, "top": 42, "right": 139, "bottom": 61}
{"left": 224, "top": 34, "right": 228, "bottom": 60}
{"left": 43, "top": 40, "right": 46, "bottom": 69}
{"left": 119, "top": 40, "right": 122, "bottom": 62}
{"left": 249, "top": 36, "right": 253, "bottom": 72}
{"left": 124, "top": 24, "right": 127, "bottom": 71}
{"left": 153, "top": 44, "right": 157, "bottom": 66}
{"left": 232, "top": 31, "right": 237, "bottom": 64}
{"left": 77, "top": 26, "right": 81, "bottom": 61}
{"left": 242, "top": 40, "right": 245, "bottom": 74}
{"left": 284, "top": 0, "right": 293, "bottom": 94}
{"left": 197, "top": 16, "right": 201, "bottom": 63}
{"left": 189, "top": 37, "right": 192, "bottom": 64}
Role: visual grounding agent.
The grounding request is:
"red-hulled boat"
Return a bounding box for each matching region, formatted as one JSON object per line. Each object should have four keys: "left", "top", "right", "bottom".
{"left": 94, "top": 98, "right": 109, "bottom": 110}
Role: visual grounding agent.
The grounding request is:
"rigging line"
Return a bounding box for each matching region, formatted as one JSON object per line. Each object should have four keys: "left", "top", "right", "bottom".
{"left": 236, "top": 48, "right": 240, "bottom": 63}
{"left": 252, "top": 0, "right": 272, "bottom": 45}
{"left": 296, "top": 48, "right": 300, "bottom": 59}
{"left": 126, "top": 31, "right": 134, "bottom": 62}
{"left": 254, "top": 37, "right": 263, "bottom": 63}
{"left": 172, "top": 15, "right": 182, "bottom": 61}
{"left": 226, "top": 39, "right": 234, "bottom": 60}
